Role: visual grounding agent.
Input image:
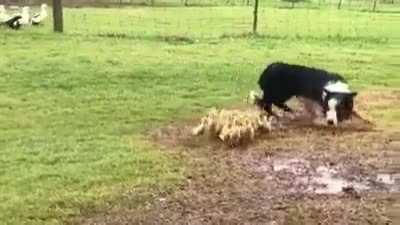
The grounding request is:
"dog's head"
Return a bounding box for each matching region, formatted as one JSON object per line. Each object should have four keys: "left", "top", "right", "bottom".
{"left": 323, "top": 88, "right": 357, "bottom": 126}
{"left": 322, "top": 81, "right": 357, "bottom": 126}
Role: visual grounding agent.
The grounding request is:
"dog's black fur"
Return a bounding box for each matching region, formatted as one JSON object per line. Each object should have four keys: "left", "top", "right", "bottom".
{"left": 257, "top": 62, "right": 356, "bottom": 122}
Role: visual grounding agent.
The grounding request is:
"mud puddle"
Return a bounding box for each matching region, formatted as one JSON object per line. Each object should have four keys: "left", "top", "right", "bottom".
{"left": 266, "top": 158, "right": 400, "bottom": 194}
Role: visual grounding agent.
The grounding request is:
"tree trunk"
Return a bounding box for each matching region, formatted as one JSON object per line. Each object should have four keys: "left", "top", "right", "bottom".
{"left": 291, "top": 1, "right": 295, "bottom": 8}
{"left": 53, "top": 0, "right": 63, "bottom": 33}
{"left": 253, "top": 0, "right": 259, "bottom": 34}
{"left": 337, "top": 0, "right": 342, "bottom": 9}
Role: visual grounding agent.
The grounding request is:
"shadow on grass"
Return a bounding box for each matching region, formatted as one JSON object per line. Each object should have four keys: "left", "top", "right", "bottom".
{"left": 2, "top": 29, "right": 389, "bottom": 46}
{"left": 96, "top": 32, "right": 196, "bottom": 44}
{"left": 219, "top": 32, "right": 389, "bottom": 44}
{"left": 52, "top": 31, "right": 393, "bottom": 45}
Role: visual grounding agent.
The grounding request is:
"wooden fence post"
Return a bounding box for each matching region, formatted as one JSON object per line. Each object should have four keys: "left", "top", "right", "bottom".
{"left": 53, "top": 0, "right": 63, "bottom": 33}
{"left": 337, "top": 0, "right": 342, "bottom": 9}
{"left": 253, "top": 0, "right": 259, "bottom": 34}
{"left": 372, "top": 0, "right": 378, "bottom": 11}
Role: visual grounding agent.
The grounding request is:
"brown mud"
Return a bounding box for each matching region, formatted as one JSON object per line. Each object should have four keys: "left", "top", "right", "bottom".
{"left": 72, "top": 96, "right": 400, "bottom": 225}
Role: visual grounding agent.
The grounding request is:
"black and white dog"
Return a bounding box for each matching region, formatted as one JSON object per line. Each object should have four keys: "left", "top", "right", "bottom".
{"left": 249, "top": 62, "right": 357, "bottom": 126}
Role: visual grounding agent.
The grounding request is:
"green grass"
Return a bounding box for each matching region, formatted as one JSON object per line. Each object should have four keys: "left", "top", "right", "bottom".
{"left": 0, "top": 5, "right": 399, "bottom": 225}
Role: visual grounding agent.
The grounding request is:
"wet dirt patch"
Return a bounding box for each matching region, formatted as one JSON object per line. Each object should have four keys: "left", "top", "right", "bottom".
{"left": 251, "top": 156, "right": 400, "bottom": 195}
{"left": 72, "top": 93, "right": 400, "bottom": 225}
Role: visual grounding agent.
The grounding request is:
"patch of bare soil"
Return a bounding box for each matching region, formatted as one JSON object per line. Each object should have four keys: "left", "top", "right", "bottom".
{"left": 72, "top": 96, "right": 400, "bottom": 225}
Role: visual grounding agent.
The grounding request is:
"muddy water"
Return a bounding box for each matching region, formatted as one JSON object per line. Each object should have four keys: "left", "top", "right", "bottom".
{"left": 376, "top": 173, "right": 400, "bottom": 191}
{"left": 312, "top": 166, "right": 370, "bottom": 194}
{"left": 270, "top": 158, "right": 400, "bottom": 194}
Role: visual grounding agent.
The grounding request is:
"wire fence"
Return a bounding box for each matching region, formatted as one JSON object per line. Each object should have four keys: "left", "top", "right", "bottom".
{"left": 1, "top": 0, "right": 399, "bottom": 42}
{"left": 0, "top": 0, "right": 397, "bottom": 8}
{"left": 4, "top": 0, "right": 253, "bottom": 7}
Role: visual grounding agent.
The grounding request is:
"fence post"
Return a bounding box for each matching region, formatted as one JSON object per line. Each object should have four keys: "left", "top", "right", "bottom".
{"left": 337, "top": 0, "right": 342, "bottom": 9}
{"left": 372, "top": 0, "right": 378, "bottom": 11}
{"left": 53, "top": 0, "right": 63, "bottom": 32}
{"left": 252, "top": 0, "right": 259, "bottom": 34}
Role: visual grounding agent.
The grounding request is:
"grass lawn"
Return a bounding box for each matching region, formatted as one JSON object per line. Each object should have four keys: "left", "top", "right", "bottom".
{"left": 0, "top": 5, "right": 399, "bottom": 225}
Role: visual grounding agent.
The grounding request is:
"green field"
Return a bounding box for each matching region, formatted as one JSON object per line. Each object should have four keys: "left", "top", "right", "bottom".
{"left": 0, "top": 4, "right": 400, "bottom": 225}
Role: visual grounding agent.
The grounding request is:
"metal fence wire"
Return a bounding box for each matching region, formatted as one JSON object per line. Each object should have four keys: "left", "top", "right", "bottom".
{"left": 0, "top": 0, "right": 398, "bottom": 42}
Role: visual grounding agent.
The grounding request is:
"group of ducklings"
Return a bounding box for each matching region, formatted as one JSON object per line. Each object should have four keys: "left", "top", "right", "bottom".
{"left": 192, "top": 107, "right": 273, "bottom": 146}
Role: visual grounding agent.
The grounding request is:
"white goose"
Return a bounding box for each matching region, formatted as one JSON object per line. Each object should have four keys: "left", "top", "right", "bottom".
{"left": 18, "top": 6, "right": 31, "bottom": 25}
{"left": 0, "top": 5, "right": 10, "bottom": 23}
{"left": 31, "top": 4, "right": 48, "bottom": 25}
{"left": 0, "top": 5, "right": 22, "bottom": 30}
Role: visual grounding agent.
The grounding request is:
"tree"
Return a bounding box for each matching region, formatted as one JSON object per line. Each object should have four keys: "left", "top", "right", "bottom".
{"left": 53, "top": 0, "right": 63, "bottom": 33}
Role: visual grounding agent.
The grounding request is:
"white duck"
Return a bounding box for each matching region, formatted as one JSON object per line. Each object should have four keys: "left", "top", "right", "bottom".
{"left": 18, "top": 6, "right": 31, "bottom": 25}
{"left": 31, "top": 4, "right": 48, "bottom": 25}
{"left": 0, "top": 5, "right": 10, "bottom": 23}
{"left": 0, "top": 5, "right": 22, "bottom": 30}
